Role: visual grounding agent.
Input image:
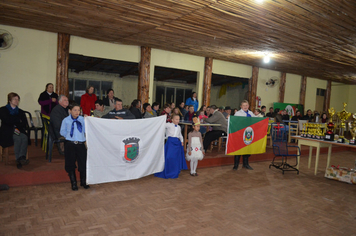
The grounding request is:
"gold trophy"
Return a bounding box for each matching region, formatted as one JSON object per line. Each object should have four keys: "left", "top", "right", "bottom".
{"left": 301, "top": 123, "right": 306, "bottom": 137}
{"left": 337, "top": 103, "right": 351, "bottom": 143}
{"left": 324, "top": 107, "right": 335, "bottom": 141}
{"left": 348, "top": 113, "right": 356, "bottom": 145}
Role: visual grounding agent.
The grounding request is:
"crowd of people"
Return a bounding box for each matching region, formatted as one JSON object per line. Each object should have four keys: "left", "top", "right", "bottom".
{"left": 5, "top": 84, "right": 324, "bottom": 190}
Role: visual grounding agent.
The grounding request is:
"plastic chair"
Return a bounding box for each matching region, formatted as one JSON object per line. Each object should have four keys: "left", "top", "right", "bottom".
{"left": 42, "top": 117, "right": 65, "bottom": 162}
{"left": 34, "top": 110, "right": 44, "bottom": 147}
{"left": 24, "top": 111, "right": 42, "bottom": 146}
{"left": 269, "top": 124, "right": 300, "bottom": 174}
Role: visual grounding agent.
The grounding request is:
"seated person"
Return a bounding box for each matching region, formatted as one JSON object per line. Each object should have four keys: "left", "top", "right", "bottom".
{"left": 152, "top": 102, "right": 160, "bottom": 115}
{"left": 160, "top": 104, "right": 172, "bottom": 123}
{"left": 266, "top": 107, "right": 275, "bottom": 118}
{"left": 102, "top": 99, "right": 135, "bottom": 119}
{"left": 281, "top": 109, "right": 290, "bottom": 121}
{"left": 142, "top": 103, "right": 157, "bottom": 118}
{"left": 254, "top": 109, "right": 264, "bottom": 117}
{"left": 184, "top": 105, "right": 198, "bottom": 121}
{"left": 303, "top": 109, "right": 314, "bottom": 122}
{"left": 291, "top": 110, "right": 303, "bottom": 121}
{"left": 321, "top": 112, "right": 328, "bottom": 123}
{"left": 0, "top": 92, "right": 29, "bottom": 169}
{"left": 129, "top": 99, "right": 142, "bottom": 119}
{"left": 202, "top": 105, "right": 228, "bottom": 151}
{"left": 172, "top": 107, "right": 183, "bottom": 120}
{"left": 102, "top": 89, "right": 119, "bottom": 109}
{"left": 260, "top": 105, "right": 266, "bottom": 117}
{"left": 198, "top": 109, "right": 208, "bottom": 135}
{"left": 50, "top": 95, "right": 69, "bottom": 140}
{"left": 222, "top": 106, "right": 232, "bottom": 118}
{"left": 93, "top": 99, "right": 111, "bottom": 118}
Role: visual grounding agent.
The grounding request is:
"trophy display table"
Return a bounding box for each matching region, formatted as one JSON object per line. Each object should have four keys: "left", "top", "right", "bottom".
{"left": 293, "top": 136, "right": 356, "bottom": 175}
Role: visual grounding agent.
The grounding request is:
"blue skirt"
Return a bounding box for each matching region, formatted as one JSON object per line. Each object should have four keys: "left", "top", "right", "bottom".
{"left": 154, "top": 137, "right": 188, "bottom": 179}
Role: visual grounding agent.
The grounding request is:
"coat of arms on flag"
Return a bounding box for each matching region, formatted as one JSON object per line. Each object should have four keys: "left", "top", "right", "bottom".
{"left": 123, "top": 137, "right": 140, "bottom": 162}
{"left": 226, "top": 116, "right": 268, "bottom": 155}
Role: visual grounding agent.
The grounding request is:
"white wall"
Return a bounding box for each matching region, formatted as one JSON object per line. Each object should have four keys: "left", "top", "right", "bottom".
{"left": 256, "top": 68, "right": 281, "bottom": 109}
{"left": 0, "top": 25, "right": 57, "bottom": 113}
{"left": 284, "top": 73, "right": 302, "bottom": 104}
{"left": 304, "top": 77, "right": 327, "bottom": 111}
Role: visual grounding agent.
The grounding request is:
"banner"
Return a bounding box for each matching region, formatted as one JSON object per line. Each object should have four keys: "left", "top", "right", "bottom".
{"left": 273, "top": 102, "right": 304, "bottom": 117}
{"left": 85, "top": 116, "right": 166, "bottom": 184}
{"left": 226, "top": 116, "right": 268, "bottom": 155}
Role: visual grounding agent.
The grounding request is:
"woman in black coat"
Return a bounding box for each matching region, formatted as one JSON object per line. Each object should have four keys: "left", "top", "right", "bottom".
{"left": 0, "top": 92, "right": 29, "bottom": 168}
{"left": 38, "top": 83, "right": 58, "bottom": 116}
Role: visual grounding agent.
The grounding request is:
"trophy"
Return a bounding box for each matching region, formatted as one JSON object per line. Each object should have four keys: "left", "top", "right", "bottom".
{"left": 301, "top": 123, "right": 306, "bottom": 137}
{"left": 337, "top": 103, "right": 351, "bottom": 143}
{"left": 324, "top": 107, "right": 335, "bottom": 141}
{"left": 348, "top": 113, "right": 356, "bottom": 145}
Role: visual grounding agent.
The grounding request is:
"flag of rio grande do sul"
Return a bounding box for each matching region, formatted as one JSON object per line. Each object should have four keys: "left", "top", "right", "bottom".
{"left": 226, "top": 116, "right": 269, "bottom": 155}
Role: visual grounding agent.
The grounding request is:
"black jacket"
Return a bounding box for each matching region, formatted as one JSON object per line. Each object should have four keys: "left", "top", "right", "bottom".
{"left": 102, "top": 108, "right": 135, "bottom": 119}
{"left": 50, "top": 105, "right": 69, "bottom": 139}
{"left": 129, "top": 107, "right": 142, "bottom": 119}
{"left": 0, "top": 106, "right": 29, "bottom": 148}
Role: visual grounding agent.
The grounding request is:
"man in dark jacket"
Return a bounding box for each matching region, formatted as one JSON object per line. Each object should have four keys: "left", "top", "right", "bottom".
{"left": 50, "top": 95, "right": 69, "bottom": 140}
{"left": 102, "top": 99, "right": 135, "bottom": 119}
{"left": 129, "top": 99, "right": 142, "bottom": 119}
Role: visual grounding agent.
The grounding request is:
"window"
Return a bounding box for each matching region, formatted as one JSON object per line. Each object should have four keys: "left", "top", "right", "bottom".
{"left": 68, "top": 78, "right": 113, "bottom": 104}
{"left": 155, "top": 86, "right": 192, "bottom": 106}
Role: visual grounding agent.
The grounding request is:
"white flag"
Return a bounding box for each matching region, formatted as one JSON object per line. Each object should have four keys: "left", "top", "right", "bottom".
{"left": 85, "top": 116, "right": 166, "bottom": 184}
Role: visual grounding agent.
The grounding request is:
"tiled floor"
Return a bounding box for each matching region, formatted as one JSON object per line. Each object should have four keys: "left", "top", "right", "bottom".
{"left": 1, "top": 151, "right": 355, "bottom": 235}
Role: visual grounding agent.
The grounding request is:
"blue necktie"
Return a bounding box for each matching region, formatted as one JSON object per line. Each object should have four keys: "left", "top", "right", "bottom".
{"left": 245, "top": 111, "right": 251, "bottom": 117}
{"left": 70, "top": 115, "right": 83, "bottom": 137}
{"left": 175, "top": 125, "right": 177, "bottom": 127}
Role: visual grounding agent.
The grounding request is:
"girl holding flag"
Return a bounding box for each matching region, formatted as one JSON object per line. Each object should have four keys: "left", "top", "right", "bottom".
{"left": 155, "top": 113, "right": 188, "bottom": 179}
{"left": 233, "top": 100, "right": 256, "bottom": 170}
{"left": 60, "top": 104, "right": 89, "bottom": 191}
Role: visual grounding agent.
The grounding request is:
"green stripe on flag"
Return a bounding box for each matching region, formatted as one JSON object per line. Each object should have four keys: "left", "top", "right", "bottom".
{"left": 229, "top": 116, "right": 267, "bottom": 134}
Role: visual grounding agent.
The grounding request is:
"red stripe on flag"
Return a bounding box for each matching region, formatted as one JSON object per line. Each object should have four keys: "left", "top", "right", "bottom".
{"left": 226, "top": 119, "right": 268, "bottom": 154}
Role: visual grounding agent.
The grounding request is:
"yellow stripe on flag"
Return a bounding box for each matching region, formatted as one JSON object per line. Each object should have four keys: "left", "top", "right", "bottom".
{"left": 227, "top": 136, "right": 267, "bottom": 155}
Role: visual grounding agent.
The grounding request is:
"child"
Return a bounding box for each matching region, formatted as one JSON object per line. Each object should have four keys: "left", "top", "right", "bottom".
{"left": 198, "top": 110, "right": 208, "bottom": 135}
{"left": 186, "top": 117, "right": 205, "bottom": 176}
{"left": 60, "top": 104, "right": 89, "bottom": 191}
{"left": 155, "top": 114, "right": 188, "bottom": 179}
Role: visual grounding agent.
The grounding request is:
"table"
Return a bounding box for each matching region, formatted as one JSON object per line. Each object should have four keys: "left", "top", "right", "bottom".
{"left": 293, "top": 136, "right": 356, "bottom": 175}
{"left": 179, "top": 121, "right": 221, "bottom": 151}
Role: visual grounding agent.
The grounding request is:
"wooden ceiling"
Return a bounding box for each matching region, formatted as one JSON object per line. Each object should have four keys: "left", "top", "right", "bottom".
{"left": 1, "top": 0, "right": 356, "bottom": 83}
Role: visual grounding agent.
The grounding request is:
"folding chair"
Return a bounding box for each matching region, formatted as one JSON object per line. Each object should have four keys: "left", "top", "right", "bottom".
{"left": 269, "top": 124, "right": 300, "bottom": 174}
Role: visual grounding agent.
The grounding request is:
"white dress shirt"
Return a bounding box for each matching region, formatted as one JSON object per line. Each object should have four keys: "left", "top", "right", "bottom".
{"left": 165, "top": 123, "right": 183, "bottom": 142}
{"left": 234, "top": 109, "right": 256, "bottom": 117}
